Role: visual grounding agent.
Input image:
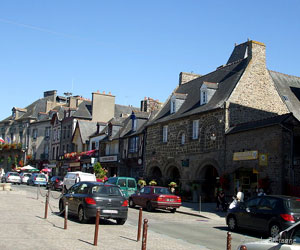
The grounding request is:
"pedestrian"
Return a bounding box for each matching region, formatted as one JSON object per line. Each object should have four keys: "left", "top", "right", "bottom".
{"left": 215, "top": 188, "right": 221, "bottom": 211}
{"left": 75, "top": 173, "right": 81, "bottom": 183}
{"left": 218, "top": 188, "right": 226, "bottom": 211}
{"left": 258, "top": 188, "right": 266, "bottom": 196}
{"left": 236, "top": 187, "right": 244, "bottom": 202}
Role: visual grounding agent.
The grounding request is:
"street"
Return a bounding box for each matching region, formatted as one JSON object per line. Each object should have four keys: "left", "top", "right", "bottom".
{"left": 0, "top": 185, "right": 262, "bottom": 250}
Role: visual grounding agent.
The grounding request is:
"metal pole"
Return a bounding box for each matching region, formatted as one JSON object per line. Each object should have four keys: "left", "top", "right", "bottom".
{"left": 94, "top": 208, "right": 100, "bottom": 246}
{"left": 141, "top": 219, "right": 148, "bottom": 250}
{"left": 226, "top": 232, "right": 232, "bottom": 250}
{"left": 36, "top": 184, "right": 39, "bottom": 200}
{"left": 199, "top": 195, "right": 201, "bottom": 214}
{"left": 137, "top": 207, "right": 143, "bottom": 242}
{"left": 64, "top": 201, "right": 68, "bottom": 230}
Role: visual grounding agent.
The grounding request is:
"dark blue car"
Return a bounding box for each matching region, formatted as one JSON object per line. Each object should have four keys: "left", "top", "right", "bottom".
{"left": 226, "top": 195, "right": 300, "bottom": 238}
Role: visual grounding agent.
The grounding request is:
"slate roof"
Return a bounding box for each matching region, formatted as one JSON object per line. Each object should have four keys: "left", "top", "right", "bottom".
{"left": 115, "top": 104, "right": 139, "bottom": 118}
{"left": 226, "top": 113, "right": 294, "bottom": 135}
{"left": 150, "top": 58, "right": 248, "bottom": 125}
{"left": 269, "top": 70, "right": 300, "bottom": 121}
{"left": 226, "top": 42, "right": 248, "bottom": 64}
{"left": 72, "top": 100, "right": 92, "bottom": 119}
{"left": 77, "top": 120, "right": 98, "bottom": 143}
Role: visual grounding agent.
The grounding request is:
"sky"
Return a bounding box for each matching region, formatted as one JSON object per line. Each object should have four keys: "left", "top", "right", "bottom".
{"left": 0, "top": 0, "right": 299, "bottom": 120}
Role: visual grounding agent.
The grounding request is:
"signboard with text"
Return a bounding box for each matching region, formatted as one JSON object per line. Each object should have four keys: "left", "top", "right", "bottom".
{"left": 233, "top": 151, "right": 258, "bottom": 161}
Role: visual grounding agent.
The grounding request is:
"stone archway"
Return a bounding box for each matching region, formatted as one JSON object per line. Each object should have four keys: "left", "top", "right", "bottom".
{"left": 149, "top": 166, "right": 163, "bottom": 185}
{"left": 198, "top": 165, "right": 219, "bottom": 202}
{"left": 166, "top": 165, "right": 181, "bottom": 186}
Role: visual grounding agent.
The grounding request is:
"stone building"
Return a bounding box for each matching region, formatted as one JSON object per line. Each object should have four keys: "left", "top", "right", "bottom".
{"left": 145, "top": 40, "right": 300, "bottom": 200}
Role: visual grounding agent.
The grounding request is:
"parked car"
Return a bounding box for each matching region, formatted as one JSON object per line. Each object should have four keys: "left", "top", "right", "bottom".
{"left": 63, "top": 171, "right": 96, "bottom": 190}
{"left": 106, "top": 177, "right": 137, "bottom": 198}
{"left": 226, "top": 195, "right": 300, "bottom": 238}
{"left": 27, "top": 173, "right": 48, "bottom": 186}
{"left": 20, "top": 172, "right": 32, "bottom": 184}
{"left": 58, "top": 182, "right": 128, "bottom": 224}
{"left": 129, "top": 186, "right": 182, "bottom": 213}
{"left": 46, "top": 176, "right": 63, "bottom": 191}
{"left": 237, "top": 220, "right": 300, "bottom": 249}
{"left": 2, "top": 172, "right": 21, "bottom": 184}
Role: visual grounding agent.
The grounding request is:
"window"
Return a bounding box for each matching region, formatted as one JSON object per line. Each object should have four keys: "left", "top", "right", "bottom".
{"left": 200, "top": 90, "right": 207, "bottom": 105}
{"left": 181, "top": 133, "right": 185, "bottom": 145}
{"left": 192, "top": 120, "right": 199, "bottom": 139}
{"left": 129, "top": 137, "right": 139, "bottom": 153}
{"left": 163, "top": 125, "right": 168, "bottom": 143}
{"left": 45, "top": 127, "right": 50, "bottom": 138}
{"left": 132, "top": 119, "right": 137, "bottom": 132}
{"left": 33, "top": 129, "right": 37, "bottom": 139}
{"left": 171, "top": 99, "right": 176, "bottom": 114}
{"left": 63, "top": 126, "right": 66, "bottom": 139}
{"left": 128, "top": 179, "right": 136, "bottom": 188}
{"left": 53, "top": 129, "right": 56, "bottom": 141}
{"left": 105, "top": 144, "right": 110, "bottom": 155}
{"left": 118, "top": 179, "right": 126, "bottom": 187}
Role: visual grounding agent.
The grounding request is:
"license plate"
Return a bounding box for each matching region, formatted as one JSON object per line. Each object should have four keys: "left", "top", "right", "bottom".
{"left": 166, "top": 199, "right": 174, "bottom": 201}
{"left": 102, "top": 210, "right": 118, "bottom": 214}
{"left": 37, "top": 178, "right": 45, "bottom": 181}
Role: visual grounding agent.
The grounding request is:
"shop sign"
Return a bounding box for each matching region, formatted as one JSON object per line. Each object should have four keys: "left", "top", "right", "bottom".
{"left": 259, "top": 153, "right": 268, "bottom": 166}
{"left": 69, "top": 162, "right": 80, "bottom": 167}
{"left": 100, "top": 155, "right": 117, "bottom": 162}
{"left": 233, "top": 151, "right": 258, "bottom": 161}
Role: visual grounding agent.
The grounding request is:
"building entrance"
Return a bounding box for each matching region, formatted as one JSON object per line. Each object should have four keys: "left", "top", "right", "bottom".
{"left": 234, "top": 167, "right": 258, "bottom": 199}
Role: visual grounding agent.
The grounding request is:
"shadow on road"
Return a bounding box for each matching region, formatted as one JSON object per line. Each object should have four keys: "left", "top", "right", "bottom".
{"left": 214, "top": 226, "right": 269, "bottom": 239}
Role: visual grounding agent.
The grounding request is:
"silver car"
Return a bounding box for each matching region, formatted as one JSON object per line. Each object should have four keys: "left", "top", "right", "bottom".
{"left": 20, "top": 172, "right": 32, "bottom": 184}
{"left": 237, "top": 221, "right": 300, "bottom": 249}
{"left": 3, "top": 172, "right": 21, "bottom": 184}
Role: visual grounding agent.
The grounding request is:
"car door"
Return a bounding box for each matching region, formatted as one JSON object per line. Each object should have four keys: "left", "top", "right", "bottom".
{"left": 127, "top": 179, "right": 137, "bottom": 197}
{"left": 73, "top": 183, "right": 89, "bottom": 212}
{"left": 65, "top": 183, "right": 81, "bottom": 214}
{"left": 133, "top": 187, "right": 145, "bottom": 206}
{"left": 142, "top": 187, "right": 152, "bottom": 207}
{"left": 253, "top": 197, "right": 279, "bottom": 231}
{"left": 238, "top": 197, "right": 261, "bottom": 229}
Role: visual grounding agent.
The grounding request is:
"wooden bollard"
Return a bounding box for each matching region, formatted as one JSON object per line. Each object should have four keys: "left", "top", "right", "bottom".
{"left": 64, "top": 201, "right": 68, "bottom": 230}
{"left": 141, "top": 219, "right": 148, "bottom": 250}
{"left": 226, "top": 231, "right": 232, "bottom": 250}
{"left": 137, "top": 208, "right": 143, "bottom": 242}
{"left": 94, "top": 208, "right": 100, "bottom": 246}
{"left": 44, "top": 192, "right": 49, "bottom": 219}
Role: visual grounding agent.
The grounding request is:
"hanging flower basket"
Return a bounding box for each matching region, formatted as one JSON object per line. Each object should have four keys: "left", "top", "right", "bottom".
{"left": 168, "top": 182, "right": 177, "bottom": 187}
{"left": 149, "top": 180, "right": 157, "bottom": 186}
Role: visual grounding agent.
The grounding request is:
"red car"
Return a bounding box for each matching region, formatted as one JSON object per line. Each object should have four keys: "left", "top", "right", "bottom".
{"left": 129, "top": 186, "right": 181, "bottom": 213}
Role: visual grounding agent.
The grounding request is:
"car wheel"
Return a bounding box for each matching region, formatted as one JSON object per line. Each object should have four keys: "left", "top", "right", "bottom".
{"left": 227, "top": 216, "right": 237, "bottom": 231}
{"left": 269, "top": 223, "right": 281, "bottom": 238}
{"left": 129, "top": 198, "right": 136, "bottom": 208}
{"left": 78, "top": 206, "right": 87, "bottom": 223}
{"left": 170, "top": 208, "right": 176, "bottom": 213}
{"left": 116, "top": 218, "right": 126, "bottom": 225}
{"left": 146, "top": 201, "right": 153, "bottom": 212}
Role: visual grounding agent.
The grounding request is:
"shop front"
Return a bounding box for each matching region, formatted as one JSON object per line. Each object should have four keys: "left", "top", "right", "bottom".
{"left": 99, "top": 155, "right": 118, "bottom": 177}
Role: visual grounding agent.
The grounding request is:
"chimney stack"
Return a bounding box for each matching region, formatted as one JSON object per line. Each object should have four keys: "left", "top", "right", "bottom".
{"left": 179, "top": 72, "right": 201, "bottom": 85}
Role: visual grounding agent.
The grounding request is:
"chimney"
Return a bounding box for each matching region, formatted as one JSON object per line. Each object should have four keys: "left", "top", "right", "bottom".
{"left": 92, "top": 91, "right": 115, "bottom": 122}
{"left": 179, "top": 72, "right": 201, "bottom": 85}
{"left": 43, "top": 90, "right": 57, "bottom": 102}
{"left": 68, "top": 96, "right": 77, "bottom": 108}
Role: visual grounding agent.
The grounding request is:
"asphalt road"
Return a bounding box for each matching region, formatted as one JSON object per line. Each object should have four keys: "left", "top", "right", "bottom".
{"left": 13, "top": 184, "right": 262, "bottom": 250}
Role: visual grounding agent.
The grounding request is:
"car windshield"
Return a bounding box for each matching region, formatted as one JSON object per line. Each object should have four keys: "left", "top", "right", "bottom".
{"left": 36, "top": 174, "right": 46, "bottom": 178}
{"left": 153, "top": 187, "right": 172, "bottom": 195}
{"left": 91, "top": 185, "right": 122, "bottom": 196}
{"left": 286, "top": 199, "right": 300, "bottom": 212}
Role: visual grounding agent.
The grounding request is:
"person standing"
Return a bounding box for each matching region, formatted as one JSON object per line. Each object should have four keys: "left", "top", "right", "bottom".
{"left": 75, "top": 173, "right": 81, "bottom": 184}
{"left": 236, "top": 187, "right": 244, "bottom": 202}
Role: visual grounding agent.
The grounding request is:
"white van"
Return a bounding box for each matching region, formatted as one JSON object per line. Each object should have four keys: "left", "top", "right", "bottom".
{"left": 63, "top": 171, "right": 96, "bottom": 190}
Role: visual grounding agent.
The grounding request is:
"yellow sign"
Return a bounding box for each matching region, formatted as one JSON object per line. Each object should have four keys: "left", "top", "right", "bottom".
{"left": 233, "top": 151, "right": 258, "bottom": 161}
{"left": 253, "top": 168, "right": 258, "bottom": 174}
{"left": 259, "top": 153, "right": 268, "bottom": 166}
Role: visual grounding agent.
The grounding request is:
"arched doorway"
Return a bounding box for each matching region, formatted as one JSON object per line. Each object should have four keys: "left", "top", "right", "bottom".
{"left": 149, "top": 166, "right": 162, "bottom": 185}
{"left": 166, "top": 166, "right": 181, "bottom": 186}
{"left": 199, "top": 165, "right": 219, "bottom": 202}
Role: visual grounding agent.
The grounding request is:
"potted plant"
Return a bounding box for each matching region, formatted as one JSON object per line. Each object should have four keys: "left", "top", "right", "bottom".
{"left": 149, "top": 180, "right": 157, "bottom": 186}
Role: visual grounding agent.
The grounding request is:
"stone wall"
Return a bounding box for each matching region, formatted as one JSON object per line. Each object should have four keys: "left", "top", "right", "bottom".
{"left": 225, "top": 125, "right": 286, "bottom": 195}
{"left": 227, "top": 41, "right": 289, "bottom": 126}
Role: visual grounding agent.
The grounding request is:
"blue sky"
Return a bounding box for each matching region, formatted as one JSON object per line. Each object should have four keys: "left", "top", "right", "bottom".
{"left": 0, "top": 0, "right": 299, "bottom": 120}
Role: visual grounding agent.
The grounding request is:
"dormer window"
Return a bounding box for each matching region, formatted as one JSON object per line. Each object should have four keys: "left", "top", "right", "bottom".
{"left": 200, "top": 82, "right": 218, "bottom": 105}
{"left": 130, "top": 111, "right": 137, "bottom": 132}
{"left": 170, "top": 93, "right": 187, "bottom": 114}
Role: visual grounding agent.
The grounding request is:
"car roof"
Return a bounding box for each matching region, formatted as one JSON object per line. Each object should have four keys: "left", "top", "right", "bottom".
{"left": 145, "top": 186, "right": 168, "bottom": 189}
{"left": 264, "top": 195, "right": 300, "bottom": 200}
{"left": 79, "top": 181, "right": 119, "bottom": 188}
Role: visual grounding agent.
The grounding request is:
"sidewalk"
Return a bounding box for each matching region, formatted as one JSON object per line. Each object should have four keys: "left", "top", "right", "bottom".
{"left": 0, "top": 189, "right": 209, "bottom": 250}
{"left": 177, "top": 202, "right": 227, "bottom": 222}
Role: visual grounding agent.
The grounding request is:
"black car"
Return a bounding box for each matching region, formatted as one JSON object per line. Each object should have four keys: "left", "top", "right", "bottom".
{"left": 59, "top": 181, "right": 128, "bottom": 224}
{"left": 226, "top": 195, "right": 300, "bottom": 238}
{"left": 47, "top": 176, "right": 63, "bottom": 191}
